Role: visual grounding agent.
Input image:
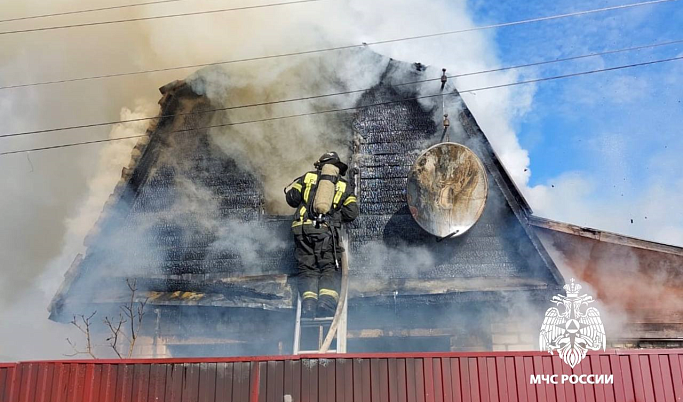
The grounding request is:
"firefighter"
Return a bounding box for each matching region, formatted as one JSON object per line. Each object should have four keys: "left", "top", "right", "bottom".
{"left": 285, "top": 151, "right": 359, "bottom": 318}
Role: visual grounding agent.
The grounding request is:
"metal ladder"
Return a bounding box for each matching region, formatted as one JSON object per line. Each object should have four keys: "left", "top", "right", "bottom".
{"left": 293, "top": 292, "right": 348, "bottom": 354}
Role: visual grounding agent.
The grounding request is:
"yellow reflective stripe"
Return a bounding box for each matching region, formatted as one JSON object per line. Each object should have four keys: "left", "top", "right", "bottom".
{"left": 291, "top": 219, "right": 315, "bottom": 227}
{"left": 291, "top": 183, "right": 302, "bottom": 191}
{"left": 319, "top": 289, "right": 339, "bottom": 302}
{"left": 303, "top": 173, "right": 318, "bottom": 203}
{"left": 343, "top": 196, "right": 357, "bottom": 206}
{"left": 299, "top": 205, "right": 307, "bottom": 219}
{"left": 332, "top": 181, "right": 347, "bottom": 208}
{"left": 302, "top": 291, "right": 318, "bottom": 300}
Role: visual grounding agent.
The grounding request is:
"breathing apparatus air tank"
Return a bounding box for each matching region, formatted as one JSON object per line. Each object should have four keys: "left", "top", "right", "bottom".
{"left": 313, "top": 163, "right": 340, "bottom": 215}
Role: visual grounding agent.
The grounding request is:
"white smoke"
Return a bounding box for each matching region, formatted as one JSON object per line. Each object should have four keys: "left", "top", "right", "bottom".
{"left": 2, "top": 0, "right": 665, "bottom": 360}
{"left": 0, "top": 103, "right": 155, "bottom": 360}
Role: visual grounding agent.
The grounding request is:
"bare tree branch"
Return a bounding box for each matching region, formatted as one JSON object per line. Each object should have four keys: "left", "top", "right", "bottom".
{"left": 67, "top": 278, "right": 148, "bottom": 359}
{"left": 103, "top": 314, "right": 125, "bottom": 359}
{"left": 65, "top": 311, "right": 97, "bottom": 359}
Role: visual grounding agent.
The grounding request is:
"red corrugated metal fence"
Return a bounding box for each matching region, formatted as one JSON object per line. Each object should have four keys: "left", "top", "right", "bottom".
{"left": 1, "top": 350, "right": 682, "bottom": 401}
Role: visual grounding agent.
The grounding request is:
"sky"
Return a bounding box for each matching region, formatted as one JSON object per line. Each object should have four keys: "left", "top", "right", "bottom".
{"left": 0, "top": 0, "right": 681, "bottom": 360}
{"left": 466, "top": 0, "right": 683, "bottom": 243}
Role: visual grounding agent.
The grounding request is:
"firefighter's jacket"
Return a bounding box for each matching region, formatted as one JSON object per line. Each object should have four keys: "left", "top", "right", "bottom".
{"left": 285, "top": 170, "right": 358, "bottom": 233}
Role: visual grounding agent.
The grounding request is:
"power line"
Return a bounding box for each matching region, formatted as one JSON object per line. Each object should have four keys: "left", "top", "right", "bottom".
{"left": 2, "top": 54, "right": 681, "bottom": 157}
{"left": 0, "top": 0, "right": 187, "bottom": 24}
{"left": 0, "top": 0, "right": 326, "bottom": 36}
{"left": 1, "top": 0, "right": 678, "bottom": 90}
{"left": 1, "top": 135, "right": 146, "bottom": 156}
{"left": 3, "top": 38, "right": 683, "bottom": 139}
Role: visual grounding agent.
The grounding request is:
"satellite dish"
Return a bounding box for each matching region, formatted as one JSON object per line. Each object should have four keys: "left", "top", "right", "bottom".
{"left": 406, "top": 142, "right": 488, "bottom": 238}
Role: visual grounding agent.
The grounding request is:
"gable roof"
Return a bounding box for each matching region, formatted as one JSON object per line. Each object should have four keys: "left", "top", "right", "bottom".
{"left": 530, "top": 215, "right": 683, "bottom": 339}
{"left": 49, "top": 54, "right": 565, "bottom": 322}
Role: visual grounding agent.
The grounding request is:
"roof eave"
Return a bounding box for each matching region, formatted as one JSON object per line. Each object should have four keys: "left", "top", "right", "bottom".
{"left": 529, "top": 215, "right": 683, "bottom": 256}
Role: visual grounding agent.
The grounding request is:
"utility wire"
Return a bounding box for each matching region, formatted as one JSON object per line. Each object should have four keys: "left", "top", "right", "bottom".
{"left": 2, "top": 54, "right": 681, "bottom": 157}
{"left": 0, "top": 0, "right": 678, "bottom": 89}
{"left": 0, "top": 0, "right": 326, "bottom": 36}
{"left": 0, "top": 0, "right": 187, "bottom": 24}
{"left": 3, "top": 38, "right": 683, "bottom": 139}
{"left": 0, "top": 135, "right": 147, "bottom": 156}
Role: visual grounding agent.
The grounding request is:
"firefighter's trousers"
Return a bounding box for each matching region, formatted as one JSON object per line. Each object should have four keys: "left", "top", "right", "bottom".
{"left": 294, "top": 228, "right": 341, "bottom": 307}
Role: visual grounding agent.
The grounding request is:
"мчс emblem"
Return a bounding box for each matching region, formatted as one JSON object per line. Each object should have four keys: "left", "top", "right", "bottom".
{"left": 539, "top": 279, "right": 606, "bottom": 368}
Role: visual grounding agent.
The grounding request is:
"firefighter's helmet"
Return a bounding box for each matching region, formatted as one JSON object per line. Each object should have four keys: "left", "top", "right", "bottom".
{"left": 314, "top": 151, "right": 348, "bottom": 176}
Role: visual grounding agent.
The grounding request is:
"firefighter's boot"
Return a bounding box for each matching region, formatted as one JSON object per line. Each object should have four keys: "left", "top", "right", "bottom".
{"left": 316, "top": 295, "right": 337, "bottom": 318}
{"left": 302, "top": 298, "right": 317, "bottom": 319}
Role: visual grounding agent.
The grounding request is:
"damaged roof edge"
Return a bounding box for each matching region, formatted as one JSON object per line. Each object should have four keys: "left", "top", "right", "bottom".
{"left": 47, "top": 83, "right": 191, "bottom": 319}
{"left": 457, "top": 107, "right": 564, "bottom": 286}
{"left": 529, "top": 215, "right": 683, "bottom": 256}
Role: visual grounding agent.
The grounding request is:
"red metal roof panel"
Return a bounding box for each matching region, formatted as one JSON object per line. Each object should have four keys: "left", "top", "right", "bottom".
{"left": 1, "top": 350, "right": 683, "bottom": 402}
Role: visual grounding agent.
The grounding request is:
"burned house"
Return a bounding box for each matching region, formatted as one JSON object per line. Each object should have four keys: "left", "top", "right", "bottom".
{"left": 48, "top": 52, "right": 683, "bottom": 357}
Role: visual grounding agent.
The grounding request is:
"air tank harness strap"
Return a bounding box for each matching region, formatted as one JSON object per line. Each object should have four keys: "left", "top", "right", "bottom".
{"left": 319, "top": 174, "right": 338, "bottom": 183}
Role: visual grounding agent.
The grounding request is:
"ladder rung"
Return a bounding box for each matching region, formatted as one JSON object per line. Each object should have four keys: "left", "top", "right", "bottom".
{"left": 300, "top": 319, "right": 334, "bottom": 327}
{"left": 298, "top": 349, "right": 337, "bottom": 354}
{"left": 301, "top": 316, "right": 334, "bottom": 322}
